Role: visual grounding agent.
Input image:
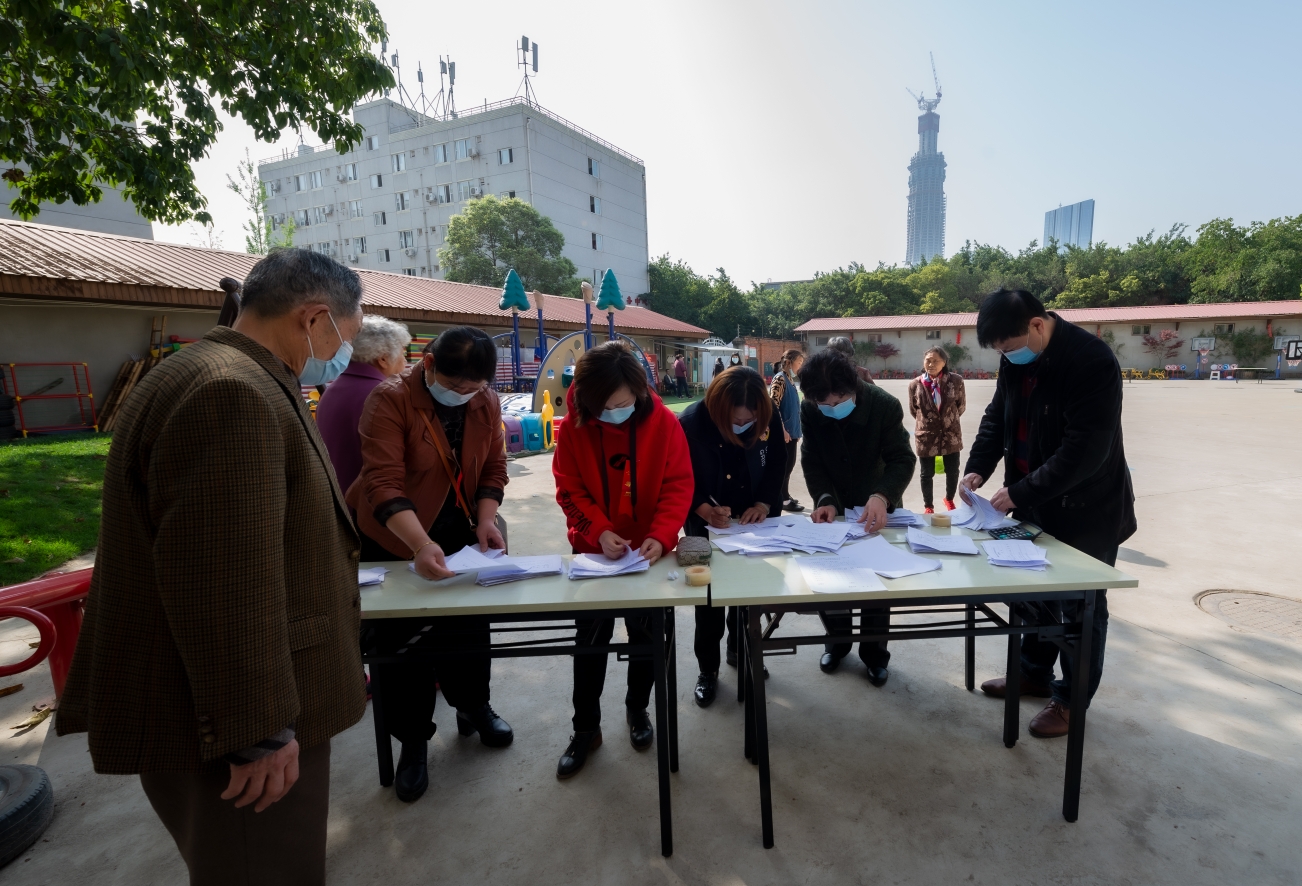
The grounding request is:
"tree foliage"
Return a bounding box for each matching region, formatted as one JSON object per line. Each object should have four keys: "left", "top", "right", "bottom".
{"left": 226, "top": 147, "right": 293, "bottom": 254}
{"left": 440, "top": 196, "right": 579, "bottom": 295}
{"left": 1, "top": 0, "right": 393, "bottom": 225}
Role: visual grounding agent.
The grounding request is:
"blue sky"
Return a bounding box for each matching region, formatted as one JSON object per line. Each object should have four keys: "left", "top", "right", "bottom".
{"left": 160, "top": 0, "right": 1302, "bottom": 285}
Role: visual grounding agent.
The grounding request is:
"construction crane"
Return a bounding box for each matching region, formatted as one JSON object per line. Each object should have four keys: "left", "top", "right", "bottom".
{"left": 906, "top": 51, "right": 942, "bottom": 113}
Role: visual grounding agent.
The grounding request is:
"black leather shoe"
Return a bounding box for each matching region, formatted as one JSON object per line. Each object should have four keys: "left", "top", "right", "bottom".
{"left": 694, "top": 672, "right": 718, "bottom": 707}
{"left": 394, "top": 740, "right": 429, "bottom": 803}
{"left": 726, "top": 649, "right": 737, "bottom": 668}
{"left": 556, "top": 730, "right": 602, "bottom": 780}
{"left": 782, "top": 499, "right": 805, "bottom": 513}
{"left": 456, "top": 703, "right": 514, "bottom": 748}
{"left": 867, "top": 666, "right": 889, "bottom": 687}
{"left": 820, "top": 652, "right": 845, "bottom": 674}
{"left": 627, "top": 708, "right": 654, "bottom": 751}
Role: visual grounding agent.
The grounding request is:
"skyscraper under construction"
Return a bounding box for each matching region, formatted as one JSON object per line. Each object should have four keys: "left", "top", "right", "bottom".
{"left": 905, "top": 56, "right": 946, "bottom": 266}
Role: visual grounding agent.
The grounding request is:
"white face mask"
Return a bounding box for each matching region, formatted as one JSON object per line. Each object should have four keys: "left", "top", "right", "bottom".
{"left": 427, "top": 377, "right": 478, "bottom": 407}
{"left": 731, "top": 421, "right": 755, "bottom": 435}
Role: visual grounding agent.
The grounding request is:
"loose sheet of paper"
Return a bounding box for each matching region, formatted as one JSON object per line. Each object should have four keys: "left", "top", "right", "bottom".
{"left": 905, "top": 526, "right": 980, "bottom": 555}
{"left": 708, "top": 515, "right": 802, "bottom": 536}
{"left": 358, "top": 567, "right": 388, "bottom": 586}
{"left": 442, "top": 545, "right": 509, "bottom": 573}
{"left": 953, "top": 487, "right": 1019, "bottom": 531}
{"left": 568, "top": 546, "right": 651, "bottom": 580}
{"left": 981, "top": 539, "right": 1051, "bottom": 571}
{"left": 838, "top": 535, "right": 942, "bottom": 579}
{"left": 795, "top": 557, "right": 889, "bottom": 594}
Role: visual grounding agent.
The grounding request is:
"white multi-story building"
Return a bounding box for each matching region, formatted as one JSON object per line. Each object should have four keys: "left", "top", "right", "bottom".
{"left": 0, "top": 175, "right": 153, "bottom": 239}
{"left": 257, "top": 97, "right": 649, "bottom": 296}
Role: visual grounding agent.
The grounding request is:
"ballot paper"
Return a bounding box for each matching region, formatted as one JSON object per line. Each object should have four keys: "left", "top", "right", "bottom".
{"left": 838, "top": 535, "right": 942, "bottom": 579}
{"left": 905, "top": 526, "right": 980, "bottom": 556}
{"left": 845, "top": 506, "right": 927, "bottom": 528}
{"left": 442, "top": 545, "right": 509, "bottom": 573}
{"left": 708, "top": 515, "right": 802, "bottom": 536}
{"left": 953, "top": 487, "right": 1019, "bottom": 531}
{"left": 981, "top": 539, "right": 1051, "bottom": 571}
{"left": 713, "top": 534, "right": 794, "bottom": 555}
{"left": 796, "top": 557, "right": 889, "bottom": 594}
{"left": 568, "top": 547, "right": 651, "bottom": 580}
{"left": 358, "top": 567, "right": 389, "bottom": 586}
{"left": 476, "top": 555, "right": 563, "bottom": 586}
{"left": 714, "top": 521, "right": 852, "bottom": 555}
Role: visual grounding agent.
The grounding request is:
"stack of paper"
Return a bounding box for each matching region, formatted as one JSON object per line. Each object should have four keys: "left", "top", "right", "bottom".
{"left": 981, "top": 539, "right": 1051, "bottom": 571}
{"left": 568, "top": 547, "right": 651, "bottom": 580}
{"left": 358, "top": 567, "right": 388, "bottom": 586}
{"left": 844, "top": 506, "right": 927, "bottom": 528}
{"left": 838, "top": 535, "right": 942, "bottom": 578}
{"left": 708, "top": 515, "right": 801, "bottom": 536}
{"left": 442, "top": 546, "right": 508, "bottom": 573}
{"left": 477, "top": 555, "right": 563, "bottom": 586}
{"left": 714, "top": 521, "right": 853, "bottom": 556}
{"left": 953, "top": 487, "right": 1019, "bottom": 531}
{"left": 905, "top": 527, "right": 980, "bottom": 555}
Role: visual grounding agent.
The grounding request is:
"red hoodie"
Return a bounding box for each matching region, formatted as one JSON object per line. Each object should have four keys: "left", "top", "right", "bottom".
{"left": 553, "top": 385, "right": 693, "bottom": 555}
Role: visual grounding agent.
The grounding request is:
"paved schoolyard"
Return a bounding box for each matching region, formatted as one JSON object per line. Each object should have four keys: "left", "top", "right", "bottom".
{"left": 2, "top": 379, "right": 1299, "bottom": 885}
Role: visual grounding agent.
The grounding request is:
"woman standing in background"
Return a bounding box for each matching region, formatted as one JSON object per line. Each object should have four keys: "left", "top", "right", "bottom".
{"left": 769, "top": 348, "right": 806, "bottom": 512}
{"left": 907, "top": 346, "right": 966, "bottom": 513}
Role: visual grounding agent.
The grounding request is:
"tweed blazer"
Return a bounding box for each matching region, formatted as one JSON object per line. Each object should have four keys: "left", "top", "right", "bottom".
{"left": 907, "top": 371, "right": 966, "bottom": 457}
{"left": 57, "top": 327, "right": 366, "bottom": 774}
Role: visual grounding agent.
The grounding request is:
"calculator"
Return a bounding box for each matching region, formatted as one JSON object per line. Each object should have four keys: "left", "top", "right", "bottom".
{"left": 987, "top": 522, "right": 1043, "bottom": 541}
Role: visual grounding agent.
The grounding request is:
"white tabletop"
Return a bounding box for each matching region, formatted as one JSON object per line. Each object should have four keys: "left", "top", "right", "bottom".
{"left": 360, "top": 555, "right": 707, "bottom": 619}
{"left": 707, "top": 524, "right": 1137, "bottom": 607}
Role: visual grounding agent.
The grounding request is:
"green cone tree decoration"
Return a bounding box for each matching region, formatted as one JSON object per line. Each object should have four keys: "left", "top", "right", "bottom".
{"left": 594, "top": 268, "right": 624, "bottom": 311}
{"left": 498, "top": 268, "right": 531, "bottom": 312}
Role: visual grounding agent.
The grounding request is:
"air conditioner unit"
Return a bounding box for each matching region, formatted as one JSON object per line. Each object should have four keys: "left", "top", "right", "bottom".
{"left": 469, "top": 187, "right": 482, "bottom": 196}
{"left": 336, "top": 173, "right": 347, "bottom": 182}
{"left": 467, "top": 145, "right": 480, "bottom": 158}
{"left": 324, "top": 205, "right": 334, "bottom": 215}
{"left": 404, "top": 247, "right": 418, "bottom": 258}
{"left": 425, "top": 192, "right": 438, "bottom": 203}
{"left": 347, "top": 254, "right": 359, "bottom": 263}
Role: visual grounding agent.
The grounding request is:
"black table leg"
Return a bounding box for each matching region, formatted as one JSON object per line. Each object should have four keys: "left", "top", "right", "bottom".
{"left": 965, "top": 603, "right": 976, "bottom": 691}
{"left": 369, "top": 666, "right": 394, "bottom": 787}
{"left": 651, "top": 607, "right": 674, "bottom": 857}
{"left": 742, "top": 606, "right": 755, "bottom": 762}
{"left": 1003, "top": 604, "right": 1022, "bottom": 749}
{"left": 1062, "top": 590, "right": 1096, "bottom": 822}
{"left": 666, "top": 606, "right": 680, "bottom": 774}
{"left": 747, "top": 605, "right": 775, "bottom": 848}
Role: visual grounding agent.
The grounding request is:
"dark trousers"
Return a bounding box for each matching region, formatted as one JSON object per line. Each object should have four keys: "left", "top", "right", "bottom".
{"left": 780, "top": 437, "right": 799, "bottom": 503}
{"left": 1019, "top": 541, "right": 1117, "bottom": 709}
{"left": 360, "top": 528, "right": 492, "bottom": 744}
{"left": 693, "top": 604, "right": 740, "bottom": 674}
{"left": 819, "top": 608, "right": 891, "bottom": 668}
{"left": 141, "top": 741, "right": 331, "bottom": 886}
{"left": 919, "top": 451, "right": 960, "bottom": 507}
{"left": 675, "top": 375, "right": 688, "bottom": 398}
{"left": 572, "top": 615, "right": 655, "bottom": 732}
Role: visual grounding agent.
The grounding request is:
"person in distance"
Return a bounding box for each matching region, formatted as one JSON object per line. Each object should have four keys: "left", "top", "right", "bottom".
{"left": 908, "top": 345, "right": 967, "bottom": 514}
{"left": 769, "top": 347, "right": 806, "bottom": 513}
{"left": 827, "top": 336, "right": 876, "bottom": 385}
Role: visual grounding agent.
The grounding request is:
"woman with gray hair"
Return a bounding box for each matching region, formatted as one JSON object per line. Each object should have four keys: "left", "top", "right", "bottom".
{"left": 317, "top": 314, "right": 413, "bottom": 493}
{"left": 827, "top": 336, "right": 875, "bottom": 385}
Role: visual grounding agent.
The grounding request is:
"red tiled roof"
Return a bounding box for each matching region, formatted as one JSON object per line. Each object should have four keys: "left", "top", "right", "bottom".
{"left": 0, "top": 219, "right": 707, "bottom": 337}
{"left": 795, "top": 300, "right": 1302, "bottom": 333}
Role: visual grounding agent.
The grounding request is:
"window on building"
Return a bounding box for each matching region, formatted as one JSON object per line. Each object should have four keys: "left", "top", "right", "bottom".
{"left": 377, "top": 248, "right": 390, "bottom": 262}
{"left": 433, "top": 184, "right": 451, "bottom": 204}
{"left": 457, "top": 180, "right": 474, "bottom": 202}
{"left": 402, "top": 268, "right": 417, "bottom": 277}
{"left": 391, "top": 153, "right": 406, "bottom": 173}
{"left": 925, "top": 330, "right": 941, "bottom": 340}
{"left": 294, "top": 174, "right": 308, "bottom": 192}
{"left": 587, "top": 158, "right": 601, "bottom": 178}
{"left": 314, "top": 241, "right": 333, "bottom": 257}
{"left": 591, "top": 233, "right": 603, "bottom": 250}
{"left": 1214, "top": 323, "right": 1234, "bottom": 335}
{"left": 354, "top": 236, "right": 367, "bottom": 254}
{"left": 815, "top": 336, "right": 830, "bottom": 347}
{"left": 433, "top": 143, "right": 448, "bottom": 164}
{"left": 373, "top": 211, "right": 387, "bottom": 226}
{"left": 348, "top": 200, "right": 363, "bottom": 218}
{"left": 398, "top": 230, "right": 415, "bottom": 248}
{"left": 365, "top": 135, "right": 380, "bottom": 151}
{"left": 308, "top": 170, "right": 322, "bottom": 189}
{"left": 294, "top": 208, "right": 311, "bottom": 227}
{"left": 369, "top": 173, "right": 384, "bottom": 189}
{"left": 863, "top": 334, "right": 882, "bottom": 343}
{"left": 343, "top": 163, "right": 358, "bottom": 181}
{"left": 394, "top": 191, "right": 409, "bottom": 211}
{"left": 499, "top": 148, "right": 514, "bottom": 165}
{"left": 590, "top": 196, "right": 601, "bottom": 215}
{"left": 1131, "top": 324, "right": 1151, "bottom": 336}
{"left": 455, "top": 138, "right": 473, "bottom": 160}
{"left": 501, "top": 190, "right": 516, "bottom": 200}
{"left": 312, "top": 206, "right": 328, "bottom": 225}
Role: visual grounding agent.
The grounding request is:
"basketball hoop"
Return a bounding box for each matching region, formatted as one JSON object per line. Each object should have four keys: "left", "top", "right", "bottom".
{"left": 1289, "top": 360, "right": 1301, "bottom": 368}
{"left": 1198, "top": 348, "right": 1209, "bottom": 357}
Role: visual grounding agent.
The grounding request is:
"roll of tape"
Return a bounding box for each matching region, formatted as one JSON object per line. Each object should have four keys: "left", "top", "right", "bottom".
{"left": 685, "top": 565, "right": 712, "bottom": 586}
{"left": 930, "top": 513, "right": 951, "bottom": 528}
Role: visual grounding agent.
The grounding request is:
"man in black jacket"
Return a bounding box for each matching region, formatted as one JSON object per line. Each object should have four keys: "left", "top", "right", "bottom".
{"left": 962, "top": 289, "right": 1136, "bottom": 739}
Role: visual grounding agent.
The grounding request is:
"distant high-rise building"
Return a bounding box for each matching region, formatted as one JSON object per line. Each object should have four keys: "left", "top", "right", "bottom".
{"left": 904, "top": 61, "right": 946, "bottom": 266}
{"left": 1043, "top": 199, "right": 1094, "bottom": 251}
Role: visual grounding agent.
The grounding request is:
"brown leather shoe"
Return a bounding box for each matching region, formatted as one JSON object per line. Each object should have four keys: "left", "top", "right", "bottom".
{"left": 1028, "top": 699, "right": 1071, "bottom": 738}
{"left": 979, "top": 673, "right": 1053, "bottom": 699}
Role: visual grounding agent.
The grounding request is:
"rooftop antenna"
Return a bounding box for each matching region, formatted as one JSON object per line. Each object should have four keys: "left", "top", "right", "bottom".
{"left": 516, "top": 35, "right": 540, "bottom": 105}
{"left": 906, "top": 51, "right": 942, "bottom": 112}
{"left": 437, "top": 55, "right": 458, "bottom": 119}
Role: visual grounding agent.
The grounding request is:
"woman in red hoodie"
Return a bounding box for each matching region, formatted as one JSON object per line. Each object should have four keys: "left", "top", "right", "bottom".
{"left": 552, "top": 341, "right": 693, "bottom": 779}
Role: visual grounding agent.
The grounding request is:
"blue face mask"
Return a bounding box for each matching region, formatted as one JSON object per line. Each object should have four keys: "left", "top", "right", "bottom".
{"left": 818, "top": 397, "right": 856, "bottom": 421}
{"left": 427, "top": 377, "right": 478, "bottom": 407}
{"left": 299, "top": 313, "right": 352, "bottom": 386}
{"left": 1003, "top": 345, "right": 1040, "bottom": 365}
{"left": 731, "top": 421, "right": 755, "bottom": 435}
{"left": 600, "top": 404, "right": 636, "bottom": 425}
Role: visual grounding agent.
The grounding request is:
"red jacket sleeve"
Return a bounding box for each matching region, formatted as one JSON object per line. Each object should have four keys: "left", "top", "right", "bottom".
{"left": 552, "top": 426, "right": 615, "bottom": 549}
{"left": 646, "top": 414, "right": 693, "bottom": 553}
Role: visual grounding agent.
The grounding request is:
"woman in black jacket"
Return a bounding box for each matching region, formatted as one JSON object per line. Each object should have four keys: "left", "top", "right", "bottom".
{"left": 678, "top": 367, "right": 787, "bottom": 707}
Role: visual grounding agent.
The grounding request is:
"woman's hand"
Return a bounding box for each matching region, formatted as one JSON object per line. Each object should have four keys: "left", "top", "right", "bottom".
{"left": 413, "top": 542, "right": 453, "bottom": 580}
{"left": 638, "top": 537, "right": 664, "bottom": 565}
{"left": 858, "top": 496, "right": 888, "bottom": 534}
{"left": 695, "top": 502, "right": 732, "bottom": 529}
{"left": 476, "top": 519, "right": 505, "bottom": 553}
{"left": 739, "top": 503, "right": 769, "bottom": 524}
{"left": 811, "top": 505, "right": 838, "bottom": 524}
{"left": 599, "top": 530, "right": 632, "bottom": 559}
{"left": 783, "top": 427, "right": 792, "bottom": 444}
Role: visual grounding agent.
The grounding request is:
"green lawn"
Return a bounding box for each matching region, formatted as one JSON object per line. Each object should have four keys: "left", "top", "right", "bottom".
{"left": 659, "top": 395, "right": 701, "bottom": 414}
{"left": 0, "top": 434, "right": 110, "bottom": 586}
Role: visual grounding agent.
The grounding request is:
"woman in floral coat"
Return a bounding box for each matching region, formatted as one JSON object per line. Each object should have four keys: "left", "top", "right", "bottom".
{"left": 907, "top": 346, "right": 966, "bottom": 513}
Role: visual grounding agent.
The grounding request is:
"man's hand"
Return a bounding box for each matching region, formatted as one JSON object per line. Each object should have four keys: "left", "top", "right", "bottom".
{"left": 599, "top": 530, "right": 632, "bottom": 559}
{"left": 638, "top": 537, "right": 664, "bottom": 565}
{"left": 783, "top": 428, "right": 792, "bottom": 444}
{"left": 222, "top": 739, "right": 300, "bottom": 813}
{"left": 960, "top": 473, "right": 985, "bottom": 493}
{"left": 989, "top": 487, "right": 1016, "bottom": 513}
{"left": 858, "top": 496, "right": 888, "bottom": 534}
{"left": 811, "top": 505, "right": 838, "bottom": 524}
{"left": 476, "top": 520, "right": 505, "bottom": 553}
{"left": 738, "top": 503, "right": 769, "bottom": 525}
{"left": 695, "top": 502, "right": 732, "bottom": 529}
{"left": 413, "top": 542, "right": 453, "bottom": 580}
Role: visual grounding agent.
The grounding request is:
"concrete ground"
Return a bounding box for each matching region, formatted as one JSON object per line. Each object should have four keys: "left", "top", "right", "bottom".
{"left": 2, "top": 378, "right": 1300, "bottom": 885}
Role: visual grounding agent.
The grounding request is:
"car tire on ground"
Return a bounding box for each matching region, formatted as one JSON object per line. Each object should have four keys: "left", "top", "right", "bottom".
{"left": 0, "top": 765, "right": 55, "bottom": 868}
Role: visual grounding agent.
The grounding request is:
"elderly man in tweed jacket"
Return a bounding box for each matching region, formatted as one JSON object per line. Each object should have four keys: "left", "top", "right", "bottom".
{"left": 57, "top": 249, "right": 366, "bottom": 886}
